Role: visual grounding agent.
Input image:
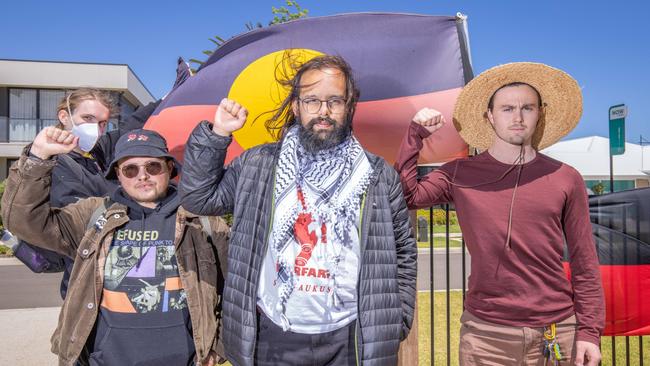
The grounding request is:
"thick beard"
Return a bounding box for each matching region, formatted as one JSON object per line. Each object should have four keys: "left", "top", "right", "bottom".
{"left": 297, "top": 114, "right": 351, "bottom": 153}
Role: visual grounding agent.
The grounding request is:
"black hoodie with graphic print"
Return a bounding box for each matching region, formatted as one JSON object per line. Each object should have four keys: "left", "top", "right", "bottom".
{"left": 88, "top": 185, "right": 195, "bottom": 365}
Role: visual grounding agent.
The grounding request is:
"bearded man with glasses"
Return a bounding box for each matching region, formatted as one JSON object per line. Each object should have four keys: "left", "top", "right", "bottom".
{"left": 180, "top": 54, "right": 417, "bottom": 366}
{"left": 2, "top": 127, "right": 229, "bottom": 366}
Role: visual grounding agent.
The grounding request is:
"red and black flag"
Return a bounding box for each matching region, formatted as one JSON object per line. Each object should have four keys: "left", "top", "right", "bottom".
{"left": 145, "top": 13, "right": 473, "bottom": 164}
{"left": 576, "top": 187, "right": 650, "bottom": 336}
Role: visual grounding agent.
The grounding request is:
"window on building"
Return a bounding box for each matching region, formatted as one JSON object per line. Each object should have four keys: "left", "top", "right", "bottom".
{"left": 107, "top": 118, "right": 118, "bottom": 132}
{"left": 114, "top": 93, "right": 138, "bottom": 132}
{"left": 9, "top": 89, "right": 37, "bottom": 142}
{"left": 8, "top": 89, "right": 143, "bottom": 141}
{"left": 102, "top": 93, "right": 140, "bottom": 133}
{"left": 0, "top": 116, "right": 7, "bottom": 142}
{"left": 39, "top": 90, "right": 65, "bottom": 128}
{"left": 8, "top": 89, "right": 66, "bottom": 142}
{"left": 120, "top": 95, "right": 136, "bottom": 117}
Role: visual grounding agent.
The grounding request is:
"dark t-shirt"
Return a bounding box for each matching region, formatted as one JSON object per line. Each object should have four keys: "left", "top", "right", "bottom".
{"left": 89, "top": 188, "right": 195, "bottom": 365}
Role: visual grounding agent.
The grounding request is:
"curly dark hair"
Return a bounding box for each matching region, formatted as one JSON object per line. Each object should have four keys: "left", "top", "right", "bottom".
{"left": 262, "top": 52, "right": 360, "bottom": 140}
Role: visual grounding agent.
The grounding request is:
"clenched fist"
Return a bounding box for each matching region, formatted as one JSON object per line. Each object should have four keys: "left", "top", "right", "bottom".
{"left": 412, "top": 108, "right": 445, "bottom": 134}
{"left": 30, "top": 127, "right": 79, "bottom": 160}
{"left": 213, "top": 98, "right": 248, "bottom": 137}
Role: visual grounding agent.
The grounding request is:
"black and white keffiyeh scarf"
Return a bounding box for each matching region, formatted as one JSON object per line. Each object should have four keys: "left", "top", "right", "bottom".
{"left": 269, "top": 125, "right": 373, "bottom": 329}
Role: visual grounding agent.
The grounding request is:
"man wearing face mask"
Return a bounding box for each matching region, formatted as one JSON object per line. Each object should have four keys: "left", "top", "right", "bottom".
{"left": 11, "top": 89, "right": 118, "bottom": 297}
{"left": 55, "top": 89, "right": 117, "bottom": 198}
{"left": 11, "top": 88, "right": 165, "bottom": 297}
{"left": 10, "top": 57, "right": 192, "bottom": 297}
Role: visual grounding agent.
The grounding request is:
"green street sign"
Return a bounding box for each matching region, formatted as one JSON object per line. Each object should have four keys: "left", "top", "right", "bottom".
{"left": 609, "top": 104, "right": 627, "bottom": 155}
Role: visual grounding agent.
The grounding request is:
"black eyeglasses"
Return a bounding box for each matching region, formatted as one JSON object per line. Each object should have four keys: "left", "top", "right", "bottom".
{"left": 119, "top": 161, "right": 166, "bottom": 179}
{"left": 298, "top": 97, "right": 346, "bottom": 114}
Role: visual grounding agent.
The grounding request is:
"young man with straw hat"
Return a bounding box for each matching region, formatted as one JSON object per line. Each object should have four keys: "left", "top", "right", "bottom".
{"left": 395, "top": 62, "right": 605, "bottom": 365}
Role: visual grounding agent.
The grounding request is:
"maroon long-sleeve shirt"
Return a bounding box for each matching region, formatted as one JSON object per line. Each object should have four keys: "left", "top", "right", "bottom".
{"left": 396, "top": 122, "right": 605, "bottom": 345}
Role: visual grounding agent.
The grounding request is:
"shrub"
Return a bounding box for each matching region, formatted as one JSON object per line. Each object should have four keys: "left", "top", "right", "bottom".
{"left": 0, "top": 179, "right": 5, "bottom": 230}
{"left": 417, "top": 208, "right": 458, "bottom": 225}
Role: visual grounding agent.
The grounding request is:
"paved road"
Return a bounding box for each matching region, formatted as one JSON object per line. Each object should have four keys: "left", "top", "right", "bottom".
{"left": 0, "top": 258, "right": 63, "bottom": 309}
{"left": 417, "top": 248, "right": 471, "bottom": 291}
{"left": 0, "top": 307, "right": 59, "bottom": 365}
{"left": 0, "top": 252, "right": 468, "bottom": 365}
{"left": 0, "top": 249, "right": 470, "bottom": 310}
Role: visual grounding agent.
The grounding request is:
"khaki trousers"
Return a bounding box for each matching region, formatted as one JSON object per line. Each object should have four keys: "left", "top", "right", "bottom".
{"left": 459, "top": 311, "right": 577, "bottom": 366}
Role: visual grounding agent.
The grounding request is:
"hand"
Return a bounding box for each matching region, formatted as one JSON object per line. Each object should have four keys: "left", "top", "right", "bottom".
{"left": 412, "top": 108, "right": 445, "bottom": 133}
{"left": 213, "top": 98, "right": 248, "bottom": 137}
{"left": 30, "top": 127, "right": 78, "bottom": 160}
{"left": 574, "top": 340, "right": 601, "bottom": 366}
{"left": 200, "top": 351, "right": 217, "bottom": 366}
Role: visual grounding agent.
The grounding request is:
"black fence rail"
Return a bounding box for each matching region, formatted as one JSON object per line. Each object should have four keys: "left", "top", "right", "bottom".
{"left": 420, "top": 204, "right": 649, "bottom": 365}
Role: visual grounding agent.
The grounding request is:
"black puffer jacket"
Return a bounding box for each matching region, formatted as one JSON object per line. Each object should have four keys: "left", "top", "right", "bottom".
{"left": 180, "top": 121, "right": 417, "bottom": 366}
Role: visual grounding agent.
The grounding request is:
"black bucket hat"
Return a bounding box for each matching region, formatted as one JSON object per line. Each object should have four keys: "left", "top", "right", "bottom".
{"left": 105, "top": 129, "right": 180, "bottom": 180}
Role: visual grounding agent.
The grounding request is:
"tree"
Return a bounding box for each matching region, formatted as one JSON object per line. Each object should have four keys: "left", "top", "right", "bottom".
{"left": 189, "top": 0, "right": 308, "bottom": 72}
{"left": 592, "top": 182, "right": 605, "bottom": 195}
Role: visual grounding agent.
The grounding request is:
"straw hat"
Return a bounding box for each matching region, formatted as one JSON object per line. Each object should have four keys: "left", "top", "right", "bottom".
{"left": 452, "top": 62, "right": 582, "bottom": 150}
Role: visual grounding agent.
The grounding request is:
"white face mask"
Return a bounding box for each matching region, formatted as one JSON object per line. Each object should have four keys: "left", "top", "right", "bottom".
{"left": 71, "top": 122, "right": 100, "bottom": 152}
{"left": 66, "top": 95, "right": 100, "bottom": 152}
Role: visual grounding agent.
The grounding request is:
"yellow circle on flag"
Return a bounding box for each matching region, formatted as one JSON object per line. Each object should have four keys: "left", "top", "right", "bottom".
{"left": 228, "top": 49, "right": 323, "bottom": 148}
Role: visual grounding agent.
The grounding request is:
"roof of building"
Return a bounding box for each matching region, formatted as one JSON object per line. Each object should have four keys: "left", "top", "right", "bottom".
{"left": 0, "top": 59, "right": 155, "bottom": 106}
{"left": 541, "top": 136, "right": 650, "bottom": 178}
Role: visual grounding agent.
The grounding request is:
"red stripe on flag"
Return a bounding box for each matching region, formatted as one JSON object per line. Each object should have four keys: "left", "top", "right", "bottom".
{"left": 355, "top": 87, "right": 467, "bottom": 164}
{"left": 145, "top": 105, "right": 245, "bottom": 165}
{"left": 564, "top": 262, "right": 650, "bottom": 336}
{"left": 145, "top": 87, "right": 467, "bottom": 167}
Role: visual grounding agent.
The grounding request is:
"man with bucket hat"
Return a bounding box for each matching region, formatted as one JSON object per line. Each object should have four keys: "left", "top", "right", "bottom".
{"left": 2, "top": 126, "right": 228, "bottom": 366}
{"left": 395, "top": 62, "right": 605, "bottom": 365}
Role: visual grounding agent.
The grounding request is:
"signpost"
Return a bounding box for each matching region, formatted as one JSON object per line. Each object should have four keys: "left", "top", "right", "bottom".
{"left": 609, "top": 104, "right": 627, "bottom": 192}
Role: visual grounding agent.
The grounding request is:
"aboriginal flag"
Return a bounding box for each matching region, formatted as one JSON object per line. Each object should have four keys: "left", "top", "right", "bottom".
{"left": 565, "top": 187, "right": 650, "bottom": 336}
{"left": 592, "top": 187, "right": 650, "bottom": 335}
{"left": 145, "top": 13, "right": 473, "bottom": 164}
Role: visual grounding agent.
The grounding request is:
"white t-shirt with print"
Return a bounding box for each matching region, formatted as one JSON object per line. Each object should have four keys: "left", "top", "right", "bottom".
{"left": 257, "top": 209, "right": 361, "bottom": 334}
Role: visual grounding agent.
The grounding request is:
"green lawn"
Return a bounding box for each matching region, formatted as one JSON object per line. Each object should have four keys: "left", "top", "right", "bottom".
{"left": 416, "top": 223, "right": 462, "bottom": 248}
{"left": 417, "top": 237, "right": 462, "bottom": 249}
{"left": 417, "top": 291, "right": 463, "bottom": 365}
{"left": 432, "top": 224, "right": 461, "bottom": 234}
{"left": 417, "top": 291, "right": 650, "bottom": 365}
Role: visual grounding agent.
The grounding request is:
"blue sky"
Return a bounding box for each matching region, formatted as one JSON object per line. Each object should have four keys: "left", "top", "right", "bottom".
{"left": 2, "top": 0, "right": 648, "bottom": 143}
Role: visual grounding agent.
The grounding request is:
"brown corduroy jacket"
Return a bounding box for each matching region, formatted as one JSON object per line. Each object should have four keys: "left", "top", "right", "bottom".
{"left": 1, "top": 154, "right": 229, "bottom": 366}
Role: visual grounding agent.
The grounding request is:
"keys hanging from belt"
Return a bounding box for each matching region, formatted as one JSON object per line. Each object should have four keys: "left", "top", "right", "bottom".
{"left": 542, "top": 323, "right": 562, "bottom": 365}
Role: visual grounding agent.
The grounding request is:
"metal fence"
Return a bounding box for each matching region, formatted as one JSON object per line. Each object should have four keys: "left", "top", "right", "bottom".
{"left": 421, "top": 204, "right": 648, "bottom": 365}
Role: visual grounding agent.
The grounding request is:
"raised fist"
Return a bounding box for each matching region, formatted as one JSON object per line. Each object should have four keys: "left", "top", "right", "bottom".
{"left": 30, "top": 127, "right": 78, "bottom": 160}
{"left": 213, "top": 98, "right": 248, "bottom": 137}
{"left": 412, "top": 108, "right": 445, "bottom": 134}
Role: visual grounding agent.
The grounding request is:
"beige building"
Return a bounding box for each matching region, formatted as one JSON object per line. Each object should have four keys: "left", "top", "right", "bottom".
{"left": 0, "top": 59, "right": 155, "bottom": 180}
